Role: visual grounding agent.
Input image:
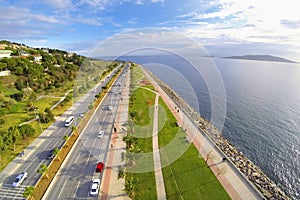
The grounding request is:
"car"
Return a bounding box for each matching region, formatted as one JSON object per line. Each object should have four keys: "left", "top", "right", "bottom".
{"left": 90, "top": 178, "right": 101, "bottom": 196}
{"left": 98, "top": 130, "right": 104, "bottom": 138}
{"left": 95, "top": 162, "right": 104, "bottom": 173}
{"left": 12, "top": 172, "right": 27, "bottom": 187}
{"left": 108, "top": 105, "right": 112, "bottom": 110}
{"left": 79, "top": 112, "right": 84, "bottom": 117}
{"left": 46, "top": 148, "right": 55, "bottom": 160}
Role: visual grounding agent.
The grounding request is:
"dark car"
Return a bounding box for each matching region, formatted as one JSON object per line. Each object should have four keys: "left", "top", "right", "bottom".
{"left": 46, "top": 148, "right": 55, "bottom": 160}
{"left": 95, "top": 162, "right": 104, "bottom": 173}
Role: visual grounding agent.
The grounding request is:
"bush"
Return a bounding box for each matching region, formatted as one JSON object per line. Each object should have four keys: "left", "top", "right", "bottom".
{"left": 18, "top": 124, "right": 36, "bottom": 138}
{"left": 0, "top": 118, "right": 5, "bottom": 125}
{"left": 10, "top": 93, "right": 24, "bottom": 101}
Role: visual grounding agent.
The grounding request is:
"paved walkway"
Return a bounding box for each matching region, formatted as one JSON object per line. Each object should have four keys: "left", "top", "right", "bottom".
{"left": 100, "top": 68, "right": 131, "bottom": 200}
{"left": 141, "top": 67, "right": 262, "bottom": 200}
{"left": 152, "top": 94, "right": 167, "bottom": 200}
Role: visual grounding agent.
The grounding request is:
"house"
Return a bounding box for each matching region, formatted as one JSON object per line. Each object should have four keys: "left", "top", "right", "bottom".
{"left": 33, "top": 54, "right": 42, "bottom": 62}
{"left": 0, "top": 50, "right": 12, "bottom": 58}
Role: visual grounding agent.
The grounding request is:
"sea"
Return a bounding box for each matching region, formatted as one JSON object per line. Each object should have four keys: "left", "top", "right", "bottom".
{"left": 119, "top": 54, "right": 300, "bottom": 200}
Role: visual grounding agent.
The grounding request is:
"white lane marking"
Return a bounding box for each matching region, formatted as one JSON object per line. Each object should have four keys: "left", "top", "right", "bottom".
{"left": 24, "top": 158, "right": 36, "bottom": 171}
{"left": 73, "top": 180, "right": 81, "bottom": 199}
{"left": 57, "top": 181, "right": 67, "bottom": 199}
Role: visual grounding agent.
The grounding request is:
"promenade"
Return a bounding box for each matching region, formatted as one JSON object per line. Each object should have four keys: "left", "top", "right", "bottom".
{"left": 101, "top": 65, "right": 264, "bottom": 200}
{"left": 141, "top": 67, "right": 263, "bottom": 200}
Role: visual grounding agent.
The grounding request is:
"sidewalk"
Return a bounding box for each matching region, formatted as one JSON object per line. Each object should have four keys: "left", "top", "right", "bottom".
{"left": 100, "top": 68, "right": 131, "bottom": 200}
{"left": 152, "top": 93, "right": 167, "bottom": 200}
{"left": 142, "top": 67, "right": 262, "bottom": 200}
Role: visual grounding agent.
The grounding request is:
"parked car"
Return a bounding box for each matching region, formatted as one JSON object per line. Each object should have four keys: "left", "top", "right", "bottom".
{"left": 90, "top": 179, "right": 101, "bottom": 196}
{"left": 12, "top": 172, "right": 27, "bottom": 187}
{"left": 96, "top": 162, "right": 104, "bottom": 173}
{"left": 98, "top": 131, "right": 104, "bottom": 138}
{"left": 108, "top": 105, "right": 112, "bottom": 110}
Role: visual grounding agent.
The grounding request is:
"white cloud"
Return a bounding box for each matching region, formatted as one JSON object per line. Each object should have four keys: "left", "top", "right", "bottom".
{"left": 127, "top": 17, "right": 138, "bottom": 25}
{"left": 73, "top": 16, "right": 102, "bottom": 26}
{"left": 174, "top": 0, "right": 300, "bottom": 54}
{"left": 0, "top": 7, "right": 61, "bottom": 24}
{"left": 44, "top": 0, "right": 73, "bottom": 9}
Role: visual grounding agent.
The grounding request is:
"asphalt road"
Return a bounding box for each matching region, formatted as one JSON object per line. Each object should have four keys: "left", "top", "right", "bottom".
{"left": 0, "top": 64, "right": 125, "bottom": 200}
{"left": 42, "top": 66, "right": 128, "bottom": 199}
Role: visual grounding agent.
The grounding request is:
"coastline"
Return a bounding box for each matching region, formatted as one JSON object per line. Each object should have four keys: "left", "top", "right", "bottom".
{"left": 143, "top": 67, "right": 291, "bottom": 200}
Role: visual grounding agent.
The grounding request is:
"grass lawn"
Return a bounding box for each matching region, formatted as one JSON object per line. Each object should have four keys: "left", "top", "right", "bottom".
{"left": 126, "top": 172, "right": 157, "bottom": 200}
{"left": 157, "top": 98, "right": 230, "bottom": 200}
{"left": 125, "top": 65, "right": 157, "bottom": 199}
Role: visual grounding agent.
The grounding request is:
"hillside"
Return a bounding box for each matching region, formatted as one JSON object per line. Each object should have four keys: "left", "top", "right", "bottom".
{"left": 223, "top": 55, "right": 297, "bottom": 63}
{"left": 0, "top": 40, "right": 118, "bottom": 170}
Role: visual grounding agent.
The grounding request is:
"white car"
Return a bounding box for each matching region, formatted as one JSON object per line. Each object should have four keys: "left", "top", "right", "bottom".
{"left": 90, "top": 179, "right": 101, "bottom": 196}
{"left": 98, "top": 131, "right": 104, "bottom": 138}
{"left": 12, "top": 172, "right": 27, "bottom": 187}
{"left": 108, "top": 105, "right": 112, "bottom": 111}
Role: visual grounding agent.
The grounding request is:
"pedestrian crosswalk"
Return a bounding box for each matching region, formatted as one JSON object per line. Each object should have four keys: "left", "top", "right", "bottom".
{"left": 0, "top": 184, "right": 27, "bottom": 200}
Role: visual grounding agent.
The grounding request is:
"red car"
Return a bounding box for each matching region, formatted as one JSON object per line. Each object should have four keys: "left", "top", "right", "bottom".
{"left": 96, "top": 162, "right": 104, "bottom": 173}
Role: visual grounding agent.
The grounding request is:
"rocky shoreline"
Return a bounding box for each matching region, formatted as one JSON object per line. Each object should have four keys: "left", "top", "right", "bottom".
{"left": 145, "top": 68, "right": 291, "bottom": 200}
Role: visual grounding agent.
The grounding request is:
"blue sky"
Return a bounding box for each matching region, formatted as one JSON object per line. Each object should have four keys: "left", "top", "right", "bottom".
{"left": 1, "top": 0, "right": 300, "bottom": 60}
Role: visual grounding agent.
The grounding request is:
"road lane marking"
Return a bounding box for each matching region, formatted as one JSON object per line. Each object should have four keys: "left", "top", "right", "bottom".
{"left": 57, "top": 181, "right": 67, "bottom": 199}
{"left": 73, "top": 180, "right": 81, "bottom": 199}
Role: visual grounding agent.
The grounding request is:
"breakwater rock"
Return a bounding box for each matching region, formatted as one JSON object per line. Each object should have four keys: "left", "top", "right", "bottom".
{"left": 144, "top": 68, "right": 291, "bottom": 200}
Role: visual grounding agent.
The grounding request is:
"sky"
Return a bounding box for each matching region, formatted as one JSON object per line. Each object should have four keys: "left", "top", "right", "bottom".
{"left": 1, "top": 0, "right": 300, "bottom": 61}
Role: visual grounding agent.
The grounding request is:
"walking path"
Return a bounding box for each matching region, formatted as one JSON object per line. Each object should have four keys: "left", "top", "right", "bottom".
{"left": 152, "top": 94, "right": 167, "bottom": 200}
{"left": 141, "top": 67, "right": 263, "bottom": 200}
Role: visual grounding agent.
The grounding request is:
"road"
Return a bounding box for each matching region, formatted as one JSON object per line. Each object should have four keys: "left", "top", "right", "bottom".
{"left": 42, "top": 65, "right": 129, "bottom": 199}
{"left": 0, "top": 64, "right": 125, "bottom": 200}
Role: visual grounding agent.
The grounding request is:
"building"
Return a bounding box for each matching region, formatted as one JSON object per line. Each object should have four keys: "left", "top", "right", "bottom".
{"left": 0, "top": 50, "right": 12, "bottom": 58}
{"left": 33, "top": 54, "right": 43, "bottom": 62}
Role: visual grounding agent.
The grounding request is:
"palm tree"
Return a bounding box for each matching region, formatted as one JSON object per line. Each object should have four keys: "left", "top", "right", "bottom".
{"left": 122, "top": 134, "right": 137, "bottom": 150}
{"left": 37, "top": 163, "right": 49, "bottom": 179}
{"left": 63, "top": 134, "right": 69, "bottom": 147}
{"left": 124, "top": 177, "right": 137, "bottom": 198}
{"left": 53, "top": 148, "right": 60, "bottom": 161}
{"left": 72, "top": 126, "right": 77, "bottom": 136}
{"left": 205, "top": 150, "right": 215, "bottom": 167}
{"left": 23, "top": 186, "right": 35, "bottom": 200}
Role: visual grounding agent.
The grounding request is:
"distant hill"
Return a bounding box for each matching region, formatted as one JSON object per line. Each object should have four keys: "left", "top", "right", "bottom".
{"left": 223, "top": 55, "right": 297, "bottom": 63}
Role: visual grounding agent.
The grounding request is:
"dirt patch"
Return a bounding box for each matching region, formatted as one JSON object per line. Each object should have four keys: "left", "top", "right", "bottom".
{"left": 146, "top": 100, "right": 153, "bottom": 105}
{"left": 139, "top": 80, "right": 149, "bottom": 86}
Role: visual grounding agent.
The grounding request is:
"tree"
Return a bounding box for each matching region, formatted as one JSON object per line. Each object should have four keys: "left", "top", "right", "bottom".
{"left": 39, "top": 107, "right": 54, "bottom": 123}
{"left": 37, "top": 163, "right": 49, "bottom": 179}
{"left": 8, "top": 126, "right": 21, "bottom": 151}
{"left": 0, "top": 108, "right": 8, "bottom": 117}
{"left": 53, "top": 148, "right": 60, "bottom": 161}
{"left": 118, "top": 167, "right": 125, "bottom": 179}
{"left": 0, "top": 118, "right": 5, "bottom": 125}
{"left": 205, "top": 150, "right": 215, "bottom": 166}
{"left": 122, "top": 134, "right": 138, "bottom": 150}
{"left": 63, "top": 134, "right": 69, "bottom": 147}
{"left": 18, "top": 124, "right": 36, "bottom": 138}
{"left": 71, "top": 126, "right": 77, "bottom": 137}
{"left": 23, "top": 186, "right": 35, "bottom": 200}
{"left": 124, "top": 177, "right": 137, "bottom": 198}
